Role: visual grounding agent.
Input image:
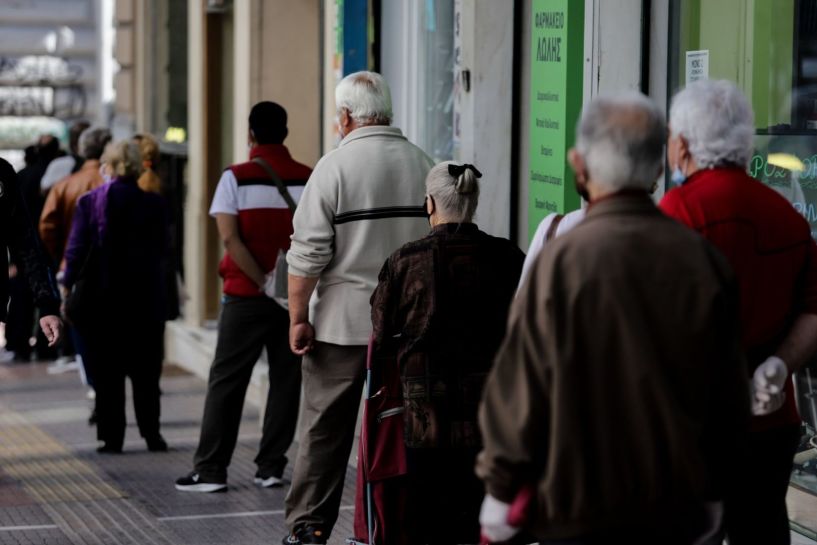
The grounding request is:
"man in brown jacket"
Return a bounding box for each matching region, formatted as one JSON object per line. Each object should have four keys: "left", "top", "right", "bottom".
{"left": 39, "top": 126, "right": 111, "bottom": 269}
{"left": 477, "top": 94, "right": 750, "bottom": 545}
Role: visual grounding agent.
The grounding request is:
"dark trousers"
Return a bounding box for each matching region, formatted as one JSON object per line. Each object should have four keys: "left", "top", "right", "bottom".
{"left": 71, "top": 327, "right": 93, "bottom": 387}
{"left": 83, "top": 320, "right": 165, "bottom": 447}
{"left": 5, "top": 275, "right": 33, "bottom": 355}
{"left": 404, "top": 447, "right": 482, "bottom": 544}
{"left": 285, "top": 342, "right": 366, "bottom": 535}
{"left": 193, "top": 296, "right": 301, "bottom": 482}
{"left": 723, "top": 424, "right": 800, "bottom": 545}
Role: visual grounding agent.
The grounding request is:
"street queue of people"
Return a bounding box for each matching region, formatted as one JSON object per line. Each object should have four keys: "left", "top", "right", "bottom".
{"left": 2, "top": 72, "right": 816, "bottom": 545}
{"left": 1, "top": 126, "right": 172, "bottom": 453}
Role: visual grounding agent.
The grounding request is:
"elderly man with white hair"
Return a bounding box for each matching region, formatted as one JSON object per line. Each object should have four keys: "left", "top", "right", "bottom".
{"left": 661, "top": 79, "right": 817, "bottom": 545}
{"left": 477, "top": 93, "right": 749, "bottom": 545}
{"left": 282, "top": 71, "right": 433, "bottom": 545}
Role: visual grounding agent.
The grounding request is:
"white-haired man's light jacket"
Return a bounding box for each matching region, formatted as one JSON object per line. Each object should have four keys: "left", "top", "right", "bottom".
{"left": 287, "top": 125, "right": 434, "bottom": 345}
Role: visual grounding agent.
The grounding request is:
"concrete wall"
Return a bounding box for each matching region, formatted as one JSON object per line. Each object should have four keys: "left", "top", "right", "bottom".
{"left": 255, "top": 0, "right": 322, "bottom": 167}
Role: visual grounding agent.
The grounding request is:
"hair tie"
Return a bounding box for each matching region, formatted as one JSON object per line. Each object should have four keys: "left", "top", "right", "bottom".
{"left": 448, "top": 163, "right": 482, "bottom": 179}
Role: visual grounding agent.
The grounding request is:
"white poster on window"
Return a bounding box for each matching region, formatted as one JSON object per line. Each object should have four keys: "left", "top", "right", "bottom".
{"left": 686, "top": 50, "right": 709, "bottom": 83}
{"left": 453, "top": 0, "right": 463, "bottom": 149}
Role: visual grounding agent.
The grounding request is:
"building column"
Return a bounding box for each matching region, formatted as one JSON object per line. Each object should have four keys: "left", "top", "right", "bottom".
{"left": 184, "top": 0, "right": 209, "bottom": 326}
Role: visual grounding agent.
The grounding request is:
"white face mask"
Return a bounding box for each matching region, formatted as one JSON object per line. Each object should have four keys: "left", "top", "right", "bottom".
{"left": 99, "top": 165, "right": 113, "bottom": 184}
{"left": 670, "top": 157, "right": 689, "bottom": 186}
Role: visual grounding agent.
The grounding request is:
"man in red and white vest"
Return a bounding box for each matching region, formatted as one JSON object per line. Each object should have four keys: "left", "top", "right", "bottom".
{"left": 176, "top": 101, "right": 311, "bottom": 492}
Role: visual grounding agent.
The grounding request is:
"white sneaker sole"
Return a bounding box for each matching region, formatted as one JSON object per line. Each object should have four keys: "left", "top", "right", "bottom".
{"left": 175, "top": 482, "right": 227, "bottom": 493}
{"left": 254, "top": 476, "right": 284, "bottom": 488}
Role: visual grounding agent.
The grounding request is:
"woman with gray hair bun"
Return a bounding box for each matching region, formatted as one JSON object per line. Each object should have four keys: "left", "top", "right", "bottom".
{"left": 63, "top": 139, "right": 170, "bottom": 454}
{"left": 367, "top": 161, "right": 524, "bottom": 544}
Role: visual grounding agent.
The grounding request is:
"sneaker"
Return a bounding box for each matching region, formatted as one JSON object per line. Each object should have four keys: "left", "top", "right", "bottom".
{"left": 254, "top": 471, "right": 284, "bottom": 488}
{"left": 174, "top": 472, "right": 227, "bottom": 493}
{"left": 282, "top": 525, "right": 327, "bottom": 545}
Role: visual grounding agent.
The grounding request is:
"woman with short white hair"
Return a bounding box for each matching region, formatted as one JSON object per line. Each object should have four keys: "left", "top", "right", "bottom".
{"left": 661, "top": 79, "right": 817, "bottom": 545}
{"left": 63, "top": 138, "right": 169, "bottom": 454}
{"left": 666, "top": 79, "right": 755, "bottom": 183}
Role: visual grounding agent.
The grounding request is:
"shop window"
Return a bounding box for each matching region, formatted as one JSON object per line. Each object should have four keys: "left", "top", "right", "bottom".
{"left": 417, "top": 0, "right": 454, "bottom": 161}
{"left": 380, "top": 0, "right": 454, "bottom": 162}
{"left": 670, "top": 1, "right": 817, "bottom": 537}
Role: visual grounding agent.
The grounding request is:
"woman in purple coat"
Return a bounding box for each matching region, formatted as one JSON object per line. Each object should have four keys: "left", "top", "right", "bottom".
{"left": 63, "top": 140, "right": 169, "bottom": 453}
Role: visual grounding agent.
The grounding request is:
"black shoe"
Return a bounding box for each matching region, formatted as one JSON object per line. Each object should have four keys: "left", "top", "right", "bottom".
{"left": 146, "top": 435, "right": 168, "bottom": 452}
{"left": 253, "top": 470, "right": 284, "bottom": 488}
{"left": 282, "top": 525, "right": 327, "bottom": 545}
{"left": 97, "top": 442, "right": 122, "bottom": 454}
{"left": 174, "top": 472, "right": 227, "bottom": 493}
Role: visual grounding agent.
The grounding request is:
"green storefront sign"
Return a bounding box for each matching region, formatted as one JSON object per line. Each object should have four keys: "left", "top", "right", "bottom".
{"left": 528, "top": 0, "right": 584, "bottom": 240}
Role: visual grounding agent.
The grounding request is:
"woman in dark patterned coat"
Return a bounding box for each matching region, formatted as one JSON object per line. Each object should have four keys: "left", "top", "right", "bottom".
{"left": 369, "top": 161, "right": 524, "bottom": 544}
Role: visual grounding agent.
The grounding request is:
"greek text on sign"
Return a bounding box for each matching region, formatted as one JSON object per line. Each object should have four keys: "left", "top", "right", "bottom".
{"left": 686, "top": 50, "right": 709, "bottom": 83}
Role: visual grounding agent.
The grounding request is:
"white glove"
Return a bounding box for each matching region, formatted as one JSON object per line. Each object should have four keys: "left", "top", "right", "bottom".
{"left": 479, "top": 494, "right": 520, "bottom": 543}
{"left": 262, "top": 272, "right": 276, "bottom": 299}
{"left": 751, "top": 356, "right": 788, "bottom": 416}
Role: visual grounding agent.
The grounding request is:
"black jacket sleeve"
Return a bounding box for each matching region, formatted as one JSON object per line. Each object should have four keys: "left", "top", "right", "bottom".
{"left": 1, "top": 159, "right": 60, "bottom": 318}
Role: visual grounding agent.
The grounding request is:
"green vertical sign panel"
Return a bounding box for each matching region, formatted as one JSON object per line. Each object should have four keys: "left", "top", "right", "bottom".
{"left": 528, "top": 0, "right": 584, "bottom": 241}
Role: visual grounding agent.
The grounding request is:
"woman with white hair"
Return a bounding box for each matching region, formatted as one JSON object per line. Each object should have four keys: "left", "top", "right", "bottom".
{"left": 661, "top": 79, "right": 817, "bottom": 545}
{"left": 366, "top": 162, "right": 524, "bottom": 544}
{"left": 63, "top": 139, "right": 169, "bottom": 453}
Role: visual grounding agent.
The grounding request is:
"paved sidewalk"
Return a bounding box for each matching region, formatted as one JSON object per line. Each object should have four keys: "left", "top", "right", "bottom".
{"left": 3, "top": 360, "right": 817, "bottom": 545}
{"left": 0, "top": 361, "right": 356, "bottom": 545}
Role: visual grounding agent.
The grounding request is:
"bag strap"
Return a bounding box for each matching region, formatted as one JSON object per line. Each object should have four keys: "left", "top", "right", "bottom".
{"left": 252, "top": 157, "right": 297, "bottom": 212}
{"left": 544, "top": 213, "right": 564, "bottom": 242}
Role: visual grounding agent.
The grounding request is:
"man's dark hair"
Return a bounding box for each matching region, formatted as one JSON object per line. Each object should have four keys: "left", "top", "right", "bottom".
{"left": 69, "top": 120, "right": 91, "bottom": 155}
{"left": 24, "top": 145, "right": 38, "bottom": 167}
{"left": 37, "top": 135, "right": 60, "bottom": 163}
{"left": 249, "top": 101, "right": 288, "bottom": 145}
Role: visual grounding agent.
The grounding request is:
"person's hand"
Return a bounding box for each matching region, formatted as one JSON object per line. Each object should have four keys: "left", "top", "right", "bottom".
{"left": 39, "top": 315, "right": 63, "bottom": 347}
{"left": 479, "top": 494, "right": 520, "bottom": 543}
{"left": 290, "top": 321, "right": 315, "bottom": 356}
{"left": 751, "top": 356, "right": 788, "bottom": 416}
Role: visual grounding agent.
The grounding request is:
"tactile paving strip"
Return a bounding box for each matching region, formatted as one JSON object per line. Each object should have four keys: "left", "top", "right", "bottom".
{"left": 0, "top": 408, "right": 123, "bottom": 504}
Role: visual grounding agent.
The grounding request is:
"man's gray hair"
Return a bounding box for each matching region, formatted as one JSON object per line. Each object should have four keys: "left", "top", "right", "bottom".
{"left": 576, "top": 92, "right": 666, "bottom": 192}
{"left": 78, "top": 126, "right": 112, "bottom": 160}
{"left": 335, "top": 71, "right": 393, "bottom": 125}
{"left": 669, "top": 79, "right": 754, "bottom": 169}
{"left": 426, "top": 161, "right": 480, "bottom": 223}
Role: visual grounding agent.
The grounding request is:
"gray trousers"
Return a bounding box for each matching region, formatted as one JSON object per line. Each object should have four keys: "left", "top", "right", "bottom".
{"left": 193, "top": 296, "right": 301, "bottom": 482}
{"left": 284, "top": 342, "right": 367, "bottom": 536}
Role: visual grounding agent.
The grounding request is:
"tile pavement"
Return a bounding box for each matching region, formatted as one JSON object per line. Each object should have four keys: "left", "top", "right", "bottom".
{"left": 2, "top": 360, "right": 816, "bottom": 545}
{"left": 0, "top": 361, "right": 356, "bottom": 545}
